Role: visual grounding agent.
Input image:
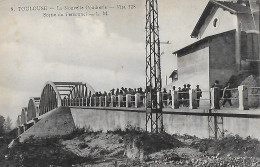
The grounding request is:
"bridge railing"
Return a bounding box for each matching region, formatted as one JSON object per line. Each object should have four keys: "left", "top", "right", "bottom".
{"left": 130, "top": 95, "right": 135, "bottom": 107}
{"left": 210, "top": 85, "right": 254, "bottom": 110}
{"left": 194, "top": 90, "right": 211, "bottom": 109}
{"left": 177, "top": 91, "right": 190, "bottom": 108}
{"left": 139, "top": 94, "right": 146, "bottom": 107}
{"left": 248, "top": 87, "right": 260, "bottom": 108}
{"left": 59, "top": 85, "right": 258, "bottom": 111}
{"left": 17, "top": 85, "right": 259, "bottom": 137}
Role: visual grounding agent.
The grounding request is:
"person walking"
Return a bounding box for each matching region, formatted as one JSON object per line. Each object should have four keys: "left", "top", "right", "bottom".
{"left": 196, "top": 85, "right": 202, "bottom": 107}
{"left": 168, "top": 90, "right": 172, "bottom": 106}
{"left": 222, "top": 83, "right": 232, "bottom": 107}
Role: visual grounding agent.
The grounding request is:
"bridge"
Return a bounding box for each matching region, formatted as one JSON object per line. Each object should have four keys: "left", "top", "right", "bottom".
{"left": 16, "top": 81, "right": 260, "bottom": 140}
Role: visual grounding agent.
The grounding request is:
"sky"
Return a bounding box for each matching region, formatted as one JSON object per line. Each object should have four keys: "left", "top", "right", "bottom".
{"left": 0, "top": 0, "right": 209, "bottom": 125}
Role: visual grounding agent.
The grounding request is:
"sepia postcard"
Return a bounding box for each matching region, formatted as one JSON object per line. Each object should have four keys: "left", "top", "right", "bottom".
{"left": 0, "top": 0, "right": 259, "bottom": 166}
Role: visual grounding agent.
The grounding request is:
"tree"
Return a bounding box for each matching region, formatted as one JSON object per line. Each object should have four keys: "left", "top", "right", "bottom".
{"left": 4, "top": 116, "right": 12, "bottom": 133}
{"left": 0, "top": 115, "right": 5, "bottom": 136}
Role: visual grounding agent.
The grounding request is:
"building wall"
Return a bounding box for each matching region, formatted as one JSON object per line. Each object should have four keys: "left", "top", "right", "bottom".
{"left": 198, "top": 8, "right": 237, "bottom": 39}
{"left": 209, "top": 31, "right": 236, "bottom": 87}
{"left": 176, "top": 47, "right": 210, "bottom": 91}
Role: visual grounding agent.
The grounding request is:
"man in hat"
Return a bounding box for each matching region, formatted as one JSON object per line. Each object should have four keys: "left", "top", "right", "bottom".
{"left": 196, "top": 85, "right": 202, "bottom": 107}
{"left": 187, "top": 84, "right": 191, "bottom": 90}
{"left": 110, "top": 88, "right": 115, "bottom": 95}
{"left": 182, "top": 84, "right": 188, "bottom": 107}
{"left": 211, "top": 80, "right": 221, "bottom": 89}
{"left": 186, "top": 84, "right": 191, "bottom": 107}
{"left": 178, "top": 87, "right": 183, "bottom": 107}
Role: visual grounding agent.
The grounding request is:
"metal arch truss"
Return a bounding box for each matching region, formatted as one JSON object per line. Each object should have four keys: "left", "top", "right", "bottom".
{"left": 54, "top": 82, "right": 90, "bottom": 100}
{"left": 145, "top": 0, "right": 163, "bottom": 133}
{"left": 55, "top": 82, "right": 95, "bottom": 108}
{"left": 27, "top": 97, "right": 40, "bottom": 121}
{"left": 39, "top": 81, "right": 95, "bottom": 116}
{"left": 39, "top": 83, "right": 59, "bottom": 115}
{"left": 208, "top": 109, "right": 224, "bottom": 140}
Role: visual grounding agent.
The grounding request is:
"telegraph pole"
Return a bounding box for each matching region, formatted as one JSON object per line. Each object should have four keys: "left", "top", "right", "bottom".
{"left": 145, "top": 0, "right": 163, "bottom": 133}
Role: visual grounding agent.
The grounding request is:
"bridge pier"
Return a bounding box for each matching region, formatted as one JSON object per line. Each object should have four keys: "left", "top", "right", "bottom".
{"left": 238, "top": 85, "right": 249, "bottom": 110}
{"left": 189, "top": 89, "right": 197, "bottom": 109}
{"left": 135, "top": 93, "right": 140, "bottom": 108}
{"left": 105, "top": 96, "right": 109, "bottom": 107}
{"left": 126, "top": 94, "right": 131, "bottom": 107}
{"left": 111, "top": 95, "right": 116, "bottom": 107}
{"left": 211, "top": 88, "right": 220, "bottom": 109}
{"left": 171, "top": 91, "right": 179, "bottom": 109}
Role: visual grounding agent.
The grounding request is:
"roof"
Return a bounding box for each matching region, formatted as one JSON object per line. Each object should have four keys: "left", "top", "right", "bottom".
{"left": 173, "top": 30, "right": 236, "bottom": 56}
{"left": 191, "top": 0, "right": 251, "bottom": 38}
{"left": 216, "top": 1, "right": 251, "bottom": 13}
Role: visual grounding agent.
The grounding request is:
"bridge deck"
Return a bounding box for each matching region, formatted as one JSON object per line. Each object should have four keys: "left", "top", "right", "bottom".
{"left": 69, "top": 106, "right": 260, "bottom": 119}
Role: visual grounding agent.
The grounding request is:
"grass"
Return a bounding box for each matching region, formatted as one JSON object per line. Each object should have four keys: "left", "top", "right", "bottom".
{"left": 192, "top": 134, "right": 260, "bottom": 157}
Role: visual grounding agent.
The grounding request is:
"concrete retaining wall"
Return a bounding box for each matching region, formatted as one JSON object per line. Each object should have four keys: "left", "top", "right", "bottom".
{"left": 71, "top": 108, "right": 260, "bottom": 139}
{"left": 20, "top": 107, "right": 260, "bottom": 141}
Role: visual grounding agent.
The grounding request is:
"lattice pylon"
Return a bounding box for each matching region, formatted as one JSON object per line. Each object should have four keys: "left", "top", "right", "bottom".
{"left": 208, "top": 109, "right": 224, "bottom": 139}
{"left": 145, "top": 0, "right": 163, "bottom": 133}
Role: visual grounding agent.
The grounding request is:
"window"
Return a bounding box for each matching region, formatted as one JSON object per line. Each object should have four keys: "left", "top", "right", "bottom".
{"left": 213, "top": 18, "right": 218, "bottom": 27}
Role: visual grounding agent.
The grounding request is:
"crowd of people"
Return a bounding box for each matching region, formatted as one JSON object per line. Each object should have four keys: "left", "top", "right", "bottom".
{"left": 91, "top": 81, "right": 233, "bottom": 109}
{"left": 165, "top": 84, "right": 202, "bottom": 107}
{"left": 64, "top": 80, "right": 233, "bottom": 109}
{"left": 91, "top": 84, "right": 204, "bottom": 108}
{"left": 91, "top": 87, "right": 145, "bottom": 98}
